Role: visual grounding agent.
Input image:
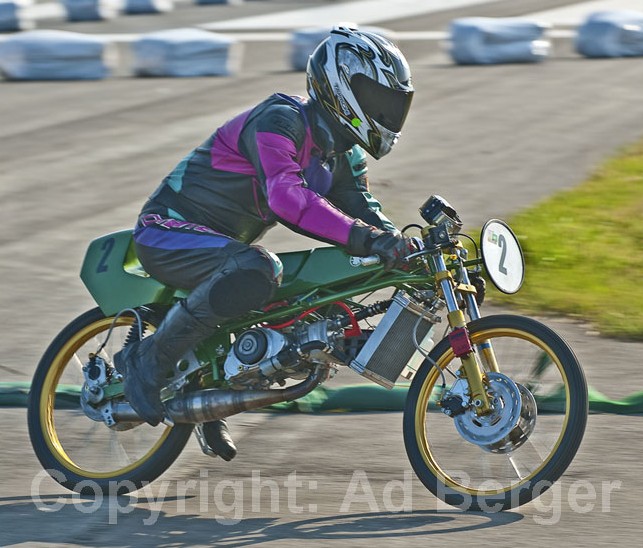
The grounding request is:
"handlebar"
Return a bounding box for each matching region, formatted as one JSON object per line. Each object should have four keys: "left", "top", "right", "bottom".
{"left": 351, "top": 237, "right": 425, "bottom": 268}
{"left": 350, "top": 255, "right": 381, "bottom": 267}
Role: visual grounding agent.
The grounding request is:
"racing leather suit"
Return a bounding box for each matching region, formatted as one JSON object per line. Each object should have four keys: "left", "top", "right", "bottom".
{"left": 133, "top": 93, "right": 397, "bottom": 326}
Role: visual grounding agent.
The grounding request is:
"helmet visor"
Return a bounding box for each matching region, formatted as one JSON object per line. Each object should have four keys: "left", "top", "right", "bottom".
{"left": 351, "top": 73, "right": 414, "bottom": 133}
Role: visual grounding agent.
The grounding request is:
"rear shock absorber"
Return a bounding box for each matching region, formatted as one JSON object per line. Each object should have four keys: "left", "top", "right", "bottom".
{"left": 107, "top": 314, "right": 146, "bottom": 382}
{"left": 123, "top": 319, "right": 146, "bottom": 347}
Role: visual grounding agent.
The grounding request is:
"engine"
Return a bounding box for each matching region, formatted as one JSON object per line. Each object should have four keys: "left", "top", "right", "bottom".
{"left": 222, "top": 296, "right": 435, "bottom": 389}
{"left": 223, "top": 320, "right": 344, "bottom": 388}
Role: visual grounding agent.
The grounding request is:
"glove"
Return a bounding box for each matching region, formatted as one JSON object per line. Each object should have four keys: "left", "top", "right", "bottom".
{"left": 347, "top": 220, "right": 416, "bottom": 270}
{"left": 469, "top": 272, "right": 486, "bottom": 306}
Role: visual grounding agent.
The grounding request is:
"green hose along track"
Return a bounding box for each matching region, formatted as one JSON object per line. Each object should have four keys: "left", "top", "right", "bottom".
{"left": 2, "top": 381, "right": 642, "bottom": 414}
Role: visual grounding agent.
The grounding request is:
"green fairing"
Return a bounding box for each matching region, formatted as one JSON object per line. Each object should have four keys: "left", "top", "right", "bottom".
{"left": 80, "top": 230, "right": 384, "bottom": 317}
{"left": 274, "top": 247, "right": 380, "bottom": 299}
{"left": 80, "top": 231, "right": 172, "bottom": 316}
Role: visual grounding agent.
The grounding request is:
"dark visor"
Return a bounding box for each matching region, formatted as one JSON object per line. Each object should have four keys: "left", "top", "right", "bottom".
{"left": 351, "top": 73, "right": 413, "bottom": 133}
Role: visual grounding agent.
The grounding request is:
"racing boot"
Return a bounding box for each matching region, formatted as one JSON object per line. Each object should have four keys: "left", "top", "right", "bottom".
{"left": 201, "top": 419, "right": 238, "bottom": 461}
{"left": 114, "top": 302, "right": 213, "bottom": 426}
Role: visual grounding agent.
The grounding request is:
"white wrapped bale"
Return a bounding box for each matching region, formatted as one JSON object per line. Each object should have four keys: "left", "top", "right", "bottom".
{"left": 0, "top": 30, "right": 111, "bottom": 80}
{"left": 61, "top": 0, "right": 120, "bottom": 22}
{"left": 289, "top": 26, "right": 397, "bottom": 72}
{"left": 132, "top": 28, "right": 241, "bottom": 77}
{"left": 449, "top": 17, "right": 551, "bottom": 65}
{"left": 0, "top": 0, "right": 34, "bottom": 32}
{"left": 576, "top": 11, "right": 643, "bottom": 58}
{"left": 123, "top": 0, "right": 173, "bottom": 15}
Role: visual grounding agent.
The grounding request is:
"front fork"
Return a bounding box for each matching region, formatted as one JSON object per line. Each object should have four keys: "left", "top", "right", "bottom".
{"left": 457, "top": 260, "right": 500, "bottom": 375}
{"left": 431, "top": 251, "right": 498, "bottom": 415}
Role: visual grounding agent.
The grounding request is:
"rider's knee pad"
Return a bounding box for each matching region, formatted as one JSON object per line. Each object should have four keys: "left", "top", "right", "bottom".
{"left": 231, "top": 245, "right": 283, "bottom": 286}
{"left": 207, "top": 246, "right": 282, "bottom": 319}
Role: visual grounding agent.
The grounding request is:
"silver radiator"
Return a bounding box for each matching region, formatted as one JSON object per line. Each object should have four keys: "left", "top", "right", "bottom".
{"left": 349, "top": 293, "right": 437, "bottom": 389}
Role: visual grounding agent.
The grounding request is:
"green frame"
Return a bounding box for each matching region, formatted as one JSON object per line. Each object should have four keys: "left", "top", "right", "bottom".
{"left": 79, "top": 230, "right": 478, "bottom": 386}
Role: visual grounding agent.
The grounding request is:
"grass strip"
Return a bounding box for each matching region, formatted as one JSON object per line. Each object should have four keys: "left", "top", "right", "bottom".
{"left": 491, "top": 139, "right": 643, "bottom": 340}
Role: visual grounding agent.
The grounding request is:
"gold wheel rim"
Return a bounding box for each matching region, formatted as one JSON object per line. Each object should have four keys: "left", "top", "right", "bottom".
{"left": 39, "top": 316, "right": 172, "bottom": 479}
{"left": 414, "top": 327, "right": 571, "bottom": 496}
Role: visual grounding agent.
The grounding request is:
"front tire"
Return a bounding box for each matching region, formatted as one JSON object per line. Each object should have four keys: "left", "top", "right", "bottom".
{"left": 403, "top": 314, "right": 588, "bottom": 511}
{"left": 28, "top": 307, "right": 193, "bottom": 494}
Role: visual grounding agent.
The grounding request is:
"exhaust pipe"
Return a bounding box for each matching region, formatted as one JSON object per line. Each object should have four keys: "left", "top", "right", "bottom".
{"left": 111, "top": 366, "right": 327, "bottom": 425}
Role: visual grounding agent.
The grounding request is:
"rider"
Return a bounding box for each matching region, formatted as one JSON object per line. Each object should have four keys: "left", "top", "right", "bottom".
{"left": 114, "top": 27, "right": 416, "bottom": 461}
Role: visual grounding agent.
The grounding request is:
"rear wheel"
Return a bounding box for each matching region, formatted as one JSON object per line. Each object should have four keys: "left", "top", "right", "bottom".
{"left": 403, "top": 314, "right": 588, "bottom": 511}
{"left": 27, "top": 307, "right": 193, "bottom": 494}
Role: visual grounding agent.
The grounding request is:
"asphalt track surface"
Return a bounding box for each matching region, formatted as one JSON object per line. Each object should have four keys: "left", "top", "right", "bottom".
{"left": 1, "top": 0, "right": 643, "bottom": 546}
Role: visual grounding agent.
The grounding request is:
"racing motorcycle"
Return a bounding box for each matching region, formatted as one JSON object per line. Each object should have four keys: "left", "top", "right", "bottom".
{"left": 27, "top": 195, "right": 588, "bottom": 511}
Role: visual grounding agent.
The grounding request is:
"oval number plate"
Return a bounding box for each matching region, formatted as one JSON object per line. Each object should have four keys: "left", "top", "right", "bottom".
{"left": 480, "top": 220, "right": 524, "bottom": 294}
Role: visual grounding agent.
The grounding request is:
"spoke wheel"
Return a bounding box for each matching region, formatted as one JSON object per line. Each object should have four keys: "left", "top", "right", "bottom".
{"left": 403, "top": 314, "right": 588, "bottom": 511}
{"left": 28, "top": 307, "right": 193, "bottom": 494}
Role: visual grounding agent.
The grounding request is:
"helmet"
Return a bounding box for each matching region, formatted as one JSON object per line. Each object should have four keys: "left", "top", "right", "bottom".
{"left": 306, "top": 26, "right": 414, "bottom": 159}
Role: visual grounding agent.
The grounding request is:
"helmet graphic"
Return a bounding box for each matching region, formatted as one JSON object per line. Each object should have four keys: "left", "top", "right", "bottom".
{"left": 306, "top": 26, "right": 414, "bottom": 159}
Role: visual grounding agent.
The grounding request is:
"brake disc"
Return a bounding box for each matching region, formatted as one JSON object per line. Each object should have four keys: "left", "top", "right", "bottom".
{"left": 454, "top": 372, "right": 537, "bottom": 454}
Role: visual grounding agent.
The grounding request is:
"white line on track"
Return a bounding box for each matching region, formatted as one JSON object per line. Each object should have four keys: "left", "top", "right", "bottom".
{"left": 1, "top": 0, "right": 636, "bottom": 44}
{"left": 527, "top": 0, "right": 643, "bottom": 26}
{"left": 200, "top": 0, "right": 498, "bottom": 31}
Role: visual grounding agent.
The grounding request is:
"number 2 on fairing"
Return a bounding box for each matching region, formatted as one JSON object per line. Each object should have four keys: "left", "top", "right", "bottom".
{"left": 96, "top": 237, "right": 115, "bottom": 273}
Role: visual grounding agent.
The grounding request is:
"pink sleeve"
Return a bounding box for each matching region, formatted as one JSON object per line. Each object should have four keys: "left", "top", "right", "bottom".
{"left": 256, "top": 131, "right": 355, "bottom": 245}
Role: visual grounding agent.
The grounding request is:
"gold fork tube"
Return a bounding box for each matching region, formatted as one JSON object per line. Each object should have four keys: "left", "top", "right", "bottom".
{"left": 447, "top": 311, "right": 492, "bottom": 414}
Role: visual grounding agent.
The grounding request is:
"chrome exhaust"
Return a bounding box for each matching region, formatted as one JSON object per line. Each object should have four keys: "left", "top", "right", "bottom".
{"left": 111, "top": 367, "right": 327, "bottom": 425}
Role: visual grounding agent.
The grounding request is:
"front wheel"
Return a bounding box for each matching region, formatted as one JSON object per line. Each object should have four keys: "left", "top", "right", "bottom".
{"left": 403, "top": 314, "right": 588, "bottom": 511}
{"left": 28, "top": 307, "right": 193, "bottom": 494}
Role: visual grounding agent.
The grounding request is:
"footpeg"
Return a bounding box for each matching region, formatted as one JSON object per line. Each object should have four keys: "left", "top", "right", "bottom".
{"left": 194, "top": 421, "right": 238, "bottom": 461}
{"left": 195, "top": 424, "right": 218, "bottom": 458}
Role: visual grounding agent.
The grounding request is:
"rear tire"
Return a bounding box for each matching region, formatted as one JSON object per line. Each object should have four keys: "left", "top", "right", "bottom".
{"left": 28, "top": 307, "right": 193, "bottom": 494}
